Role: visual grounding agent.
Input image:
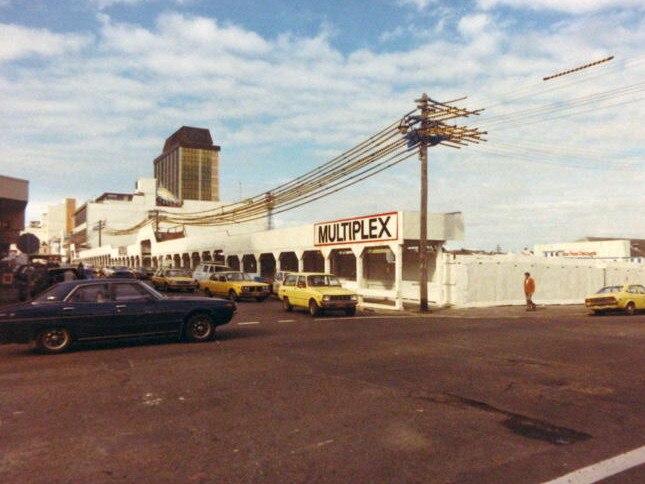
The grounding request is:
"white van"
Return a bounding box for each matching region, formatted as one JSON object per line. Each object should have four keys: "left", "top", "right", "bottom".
{"left": 192, "top": 263, "right": 232, "bottom": 282}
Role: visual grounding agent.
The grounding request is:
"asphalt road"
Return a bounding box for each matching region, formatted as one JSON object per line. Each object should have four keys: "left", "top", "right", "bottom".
{"left": 0, "top": 297, "right": 643, "bottom": 483}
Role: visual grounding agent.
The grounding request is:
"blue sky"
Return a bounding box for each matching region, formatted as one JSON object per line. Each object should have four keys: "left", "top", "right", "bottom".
{"left": 0, "top": 0, "right": 643, "bottom": 251}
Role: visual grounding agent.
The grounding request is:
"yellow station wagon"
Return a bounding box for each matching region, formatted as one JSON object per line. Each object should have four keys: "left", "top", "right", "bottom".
{"left": 199, "top": 271, "right": 270, "bottom": 302}
{"left": 585, "top": 283, "right": 645, "bottom": 315}
{"left": 151, "top": 268, "right": 198, "bottom": 292}
{"left": 278, "top": 272, "right": 358, "bottom": 317}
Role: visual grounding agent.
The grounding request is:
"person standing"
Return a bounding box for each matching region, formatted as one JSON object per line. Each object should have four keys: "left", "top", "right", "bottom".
{"left": 524, "top": 272, "right": 537, "bottom": 311}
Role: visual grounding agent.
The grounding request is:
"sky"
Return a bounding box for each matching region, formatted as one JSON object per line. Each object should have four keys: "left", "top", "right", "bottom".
{"left": 0, "top": 0, "right": 643, "bottom": 252}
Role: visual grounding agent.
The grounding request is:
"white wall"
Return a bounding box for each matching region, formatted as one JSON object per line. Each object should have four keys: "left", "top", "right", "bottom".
{"left": 445, "top": 254, "right": 645, "bottom": 307}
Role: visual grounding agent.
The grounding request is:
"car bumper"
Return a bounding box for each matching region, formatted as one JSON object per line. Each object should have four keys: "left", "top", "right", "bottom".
{"left": 320, "top": 301, "right": 357, "bottom": 309}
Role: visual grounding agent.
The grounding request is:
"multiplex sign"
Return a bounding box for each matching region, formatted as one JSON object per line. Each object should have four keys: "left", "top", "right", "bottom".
{"left": 314, "top": 212, "right": 398, "bottom": 247}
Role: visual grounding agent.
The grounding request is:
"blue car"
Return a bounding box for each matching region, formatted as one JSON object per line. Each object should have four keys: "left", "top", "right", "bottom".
{"left": 0, "top": 279, "right": 236, "bottom": 354}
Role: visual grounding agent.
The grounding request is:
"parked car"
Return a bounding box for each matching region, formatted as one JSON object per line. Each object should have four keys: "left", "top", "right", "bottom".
{"left": 151, "top": 268, "right": 198, "bottom": 292}
{"left": 0, "top": 279, "right": 236, "bottom": 354}
{"left": 272, "top": 271, "right": 292, "bottom": 295}
{"left": 133, "top": 266, "right": 154, "bottom": 279}
{"left": 585, "top": 283, "right": 645, "bottom": 315}
{"left": 199, "top": 271, "right": 270, "bottom": 301}
{"left": 193, "top": 263, "right": 233, "bottom": 282}
{"left": 108, "top": 267, "right": 135, "bottom": 279}
{"left": 278, "top": 272, "right": 358, "bottom": 316}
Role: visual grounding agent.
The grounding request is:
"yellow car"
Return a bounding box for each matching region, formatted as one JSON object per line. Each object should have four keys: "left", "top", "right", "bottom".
{"left": 151, "top": 268, "right": 198, "bottom": 292}
{"left": 585, "top": 284, "right": 645, "bottom": 315}
{"left": 278, "top": 272, "right": 358, "bottom": 317}
{"left": 199, "top": 271, "right": 270, "bottom": 301}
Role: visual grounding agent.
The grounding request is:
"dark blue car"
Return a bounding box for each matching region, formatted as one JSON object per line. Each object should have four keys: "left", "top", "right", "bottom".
{"left": 0, "top": 279, "right": 236, "bottom": 354}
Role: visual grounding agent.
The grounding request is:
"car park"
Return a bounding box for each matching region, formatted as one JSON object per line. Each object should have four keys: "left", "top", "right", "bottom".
{"left": 151, "top": 268, "right": 198, "bottom": 292}
{"left": 199, "top": 271, "right": 270, "bottom": 301}
{"left": 192, "top": 263, "right": 233, "bottom": 282}
{"left": 585, "top": 283, "right": 645, "bottom": 315}
{"left": 278, "top": 272, "right": 358, "bottom": 316}
{"left": 0, "top": 279, "right": 236, "bottom": 354}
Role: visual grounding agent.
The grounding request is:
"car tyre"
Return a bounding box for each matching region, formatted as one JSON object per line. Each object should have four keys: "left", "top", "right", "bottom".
{"left": 228, "top": 290, "right": 238, "bottom": 301}
{"left": 282, "top": 297, "right": 293, "bottom": 312}
{"left": 35, "top": 328, "right": 72, "bottom": 354}
{"left": 184, "top": 313, "right": 214, "bottom": 342}
{"left": 309, "top": 299, "right": 321, "bottom": 317}
{"left": 204, "top": 288, "right": 212, "bottom": 298}
{"left": 625, "top": 302, "right": 636, "bottom": 316}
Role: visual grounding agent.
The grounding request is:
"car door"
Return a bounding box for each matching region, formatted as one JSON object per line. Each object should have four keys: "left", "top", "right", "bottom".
{"left": 111, "top": 282, "right": 178, "bottom": 337}
{"left": 629, "top": 285, "right": 645, "bottom": 309}
{"left": 61, "top": 282, "right": 119, "bottom": 340}
{"left": 292, "top": 275, "right": 309, "bottom": 308}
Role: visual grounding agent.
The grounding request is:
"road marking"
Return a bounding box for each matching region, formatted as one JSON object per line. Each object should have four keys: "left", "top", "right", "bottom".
{"left": 278, "top": 319, "right": 296, "bottom": 323}
{"left": 237, "top": 321, "right": 261, "bottom": 326}
{"left": 544, "top": 444, "right": 645, "bottom": 483}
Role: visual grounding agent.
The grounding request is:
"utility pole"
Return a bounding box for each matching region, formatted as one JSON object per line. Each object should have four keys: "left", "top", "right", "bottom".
{"left": 400, "top": 93, "right": 486, "bottom": 313}
{"left": 93, "top": 220, "right": 105, "bottom": 247}
{"left": 417, "top": 93, "right": 430, "bottom": 312}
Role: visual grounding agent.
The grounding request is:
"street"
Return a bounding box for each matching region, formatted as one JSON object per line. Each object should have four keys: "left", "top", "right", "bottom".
{"left": 0, "top": 298, "right": 643, "bottom": 483}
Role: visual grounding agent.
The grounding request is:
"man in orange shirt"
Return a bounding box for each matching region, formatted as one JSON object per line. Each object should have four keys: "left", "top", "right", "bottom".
{"left": 524, "top": 272, "right": 537, "bottom": 311}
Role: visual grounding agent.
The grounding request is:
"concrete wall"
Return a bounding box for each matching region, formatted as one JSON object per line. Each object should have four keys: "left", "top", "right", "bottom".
{"left": 445, "top": 254, "right": 645, "bottom": 307}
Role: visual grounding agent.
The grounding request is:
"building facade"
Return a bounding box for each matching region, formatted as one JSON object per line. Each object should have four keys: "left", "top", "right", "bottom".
{"left": 153, "top": 126, "right": 220, "bottom": 202}
{"left": 0, "top": 175, "right": 28, "bottom": 257}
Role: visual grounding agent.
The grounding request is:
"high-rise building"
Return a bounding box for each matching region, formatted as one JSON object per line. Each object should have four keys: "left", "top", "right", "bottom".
{"left": 153, "top": 126, "right": 220, "bottom": 202}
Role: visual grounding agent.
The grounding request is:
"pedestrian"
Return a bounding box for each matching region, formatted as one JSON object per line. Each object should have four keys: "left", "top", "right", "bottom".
{"left": 77, "top": 262, "right": 86, "bottom": 279}
{"left": 524, "top": 272, "right": 537, "bottom": 311}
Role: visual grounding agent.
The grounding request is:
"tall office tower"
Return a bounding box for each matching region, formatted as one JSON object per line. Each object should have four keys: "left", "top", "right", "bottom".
{"left": 153, "top": 126, "right": 221, "bottom": 202}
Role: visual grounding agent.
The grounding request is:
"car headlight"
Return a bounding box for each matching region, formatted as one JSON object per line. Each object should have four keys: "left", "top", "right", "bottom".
{"left": 350, "top": 295, "right": 357, "bottom": 301}
{"left": 322, "top": 295, "right": 330, "bottom": 302}
{"left": 242, "top": 286, "right": 249, "bottom": 292}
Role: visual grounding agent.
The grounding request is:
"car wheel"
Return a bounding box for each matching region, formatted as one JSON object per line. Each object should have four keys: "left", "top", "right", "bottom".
{"left": 35, "top": 328, "right": 72, "bottom": 354}
{"left": 282, "top": 297, "right": 293, "bottom": 312}
{"left": 625, "top": 302, "right": 636, "bottom": 316}
{"left": 345, "top": 307, "right": 356, "bottom": 316}
{"left": 184, "top": 313, "right": 214, "bottom": 342}
{"left": 204, "top": 288, "right": 212, "bottom": 298}
{"left": 228, "top": 290, "right": 238, "bottom": 301}
{"left": 309, "top": 299, "right": 321, "bottom": 317}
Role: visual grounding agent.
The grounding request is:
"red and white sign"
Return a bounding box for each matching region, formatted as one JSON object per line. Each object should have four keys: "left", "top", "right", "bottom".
{"left": 314, "top": 212, "right": 398, "bottom": 247}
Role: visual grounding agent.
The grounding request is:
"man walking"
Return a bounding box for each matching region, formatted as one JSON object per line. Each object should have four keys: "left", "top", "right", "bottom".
{"left": 524, "top": 272, "right": 537, "bottom": 311}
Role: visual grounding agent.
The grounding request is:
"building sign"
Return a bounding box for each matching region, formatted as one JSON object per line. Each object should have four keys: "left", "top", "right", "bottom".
{"left": 314, "top": 212, "right": 398, "bottom": 247}
{"left": 543, "top": 250, "right": 598, "bottom": 258}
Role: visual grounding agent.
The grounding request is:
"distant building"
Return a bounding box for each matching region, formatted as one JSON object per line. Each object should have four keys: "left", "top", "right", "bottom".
{"left": 153, "top": 126, "right": 221, "bottom": 202}
{"left": 534, "top": 237, "right": 644, "bottom": 263}
{"left": 0, "top": 175, "right": 28, "bottom": 257}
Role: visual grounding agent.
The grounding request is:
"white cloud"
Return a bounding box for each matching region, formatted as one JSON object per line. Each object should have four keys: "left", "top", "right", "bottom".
{"left": 477, "top": 0, "right": 645, "bottom": 14}
{"left": 458, "top": 14, "right": 490, "bottom": 37}
{"left": 0, "top": 24, "right": 91, "bottom": 62}
{"left": 396, "top": 0, "right": 437, "bottom": 11}
{"left": 1, "top": 8, "right": 643, "bottom": 249}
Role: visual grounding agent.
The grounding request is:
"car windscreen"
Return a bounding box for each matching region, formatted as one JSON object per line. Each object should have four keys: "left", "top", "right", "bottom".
{"left": 226, "top": 272, "right": 247, "bottom": 281}
{"left": 33, "top": 284, "right": 71, "bottom": 302}
{"left": 166, "top": 270, "right": 190, "bottom": 277}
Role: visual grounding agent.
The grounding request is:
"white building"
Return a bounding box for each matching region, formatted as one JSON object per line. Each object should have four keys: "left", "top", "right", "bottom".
{"left": 534, "top": 237, "right": 644, "bottom": 263}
